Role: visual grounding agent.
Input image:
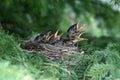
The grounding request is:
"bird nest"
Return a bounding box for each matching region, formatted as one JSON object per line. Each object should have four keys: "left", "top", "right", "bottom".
{"left": 20, "top": 41, "right": 79, "bottom": 61}
{"left": 20, "top": 22, "right": 86, "bottom": 61}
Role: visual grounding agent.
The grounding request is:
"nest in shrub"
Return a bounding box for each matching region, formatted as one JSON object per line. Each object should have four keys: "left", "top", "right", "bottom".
{"left": 20, "top": 22, "right": 86, "bottom": 61}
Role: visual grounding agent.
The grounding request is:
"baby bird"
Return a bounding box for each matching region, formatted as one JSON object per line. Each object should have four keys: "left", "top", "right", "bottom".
{"left": 67, "top": 22, "right": 84, "bottom": 39}
{"left": 34, "top": 31, "right": 51, "bottom": 43}
{"left": 48, "top": 30, "right": 62, "bottom": 45}
{"left": 63, "top": 33, "right": 86, "bottom": 46}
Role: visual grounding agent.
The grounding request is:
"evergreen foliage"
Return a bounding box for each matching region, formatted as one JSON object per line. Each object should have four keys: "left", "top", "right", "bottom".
{"left": 0, "top": 30, "right": 78, "bottom": 80}
{"left": 0, "top": 0, "right": 120, "bottom": 80}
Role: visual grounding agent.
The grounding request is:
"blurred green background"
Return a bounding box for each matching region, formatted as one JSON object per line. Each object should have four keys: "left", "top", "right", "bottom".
{"left": 1, "top": 0, "right": 120, "bottom": 80}
{"left": 1, "top": 0, "right": 120, "bottom": 38}
{"left": 1, "top": 0, "right": 120, "bottom": 48}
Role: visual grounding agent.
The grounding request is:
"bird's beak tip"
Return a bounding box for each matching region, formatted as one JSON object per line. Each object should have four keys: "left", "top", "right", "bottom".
{"left": 81, "top": 38, "right": 88, "bottom": 41}
{"left": 54, "top": 30, "right": 59, "bottom": 38}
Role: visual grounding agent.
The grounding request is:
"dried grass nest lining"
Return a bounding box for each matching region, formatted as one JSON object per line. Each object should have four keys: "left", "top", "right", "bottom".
{"left": 20, "top": 41, "right": 79, "bottom": 61}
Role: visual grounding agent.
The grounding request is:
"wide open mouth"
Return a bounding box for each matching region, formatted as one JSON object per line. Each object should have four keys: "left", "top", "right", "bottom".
{"left": 76, "top": 22, "right": 84, "bottom": 31}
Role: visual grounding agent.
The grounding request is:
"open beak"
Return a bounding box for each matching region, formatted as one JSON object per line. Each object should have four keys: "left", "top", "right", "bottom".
{"left": 77, "top": 26, "right": 83, "bottom": 31}
{"left": 79, "top": 38, "right": 87, "bottom": 41}
{"left": 76, "top": 21, "right": 84, "bottom": 31}
{"left": 76, "top": 21, "right": 80, "bottom": 30}
{"left": 77, "top": 34, "right": 87, "bottom": 41}
{"left": 54, "top": 30, "right": 59, "bottom": 38}
{"left": 45, "top": 31, "right": 51, "bottom": 41}
{"left": 77, "top": 25, "right": 83, "bottom": 31}
{"left": 46, "top": 35, "right": 52, "bottom": 41}
{"left": 77, "top": 34, "right": 81, "bottom": 40}
{"left": 57, "top": 33, "right": 63, "bottom": 40}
